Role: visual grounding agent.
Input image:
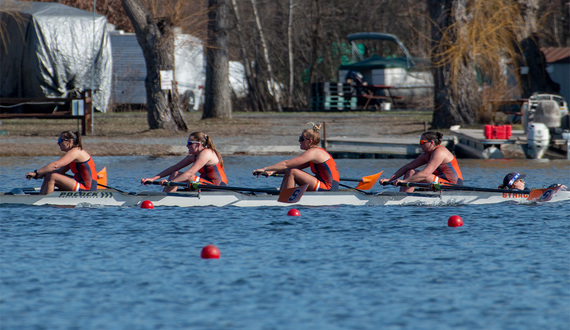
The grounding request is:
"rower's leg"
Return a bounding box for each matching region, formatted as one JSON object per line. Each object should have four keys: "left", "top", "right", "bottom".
{"left": 281, "top": 168, "right": 318, "bottom": 191}
{"left": 40, "top": 172, "right": 78, "bottom": 195}
{"left": 164, "top": 171, "right": 180, "bottom": 192}
{"left": 401, "top": 169, "right": 416, "bottom": 193}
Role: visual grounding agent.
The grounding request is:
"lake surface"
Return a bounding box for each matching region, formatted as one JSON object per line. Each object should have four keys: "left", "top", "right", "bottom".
{"left": 1, "top": 156, "right": 569, "bottom": 329}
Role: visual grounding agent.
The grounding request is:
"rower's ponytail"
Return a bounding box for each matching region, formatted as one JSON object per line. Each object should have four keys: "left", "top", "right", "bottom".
{"left": 303, "top": 122, "right": 322, "bottom": 146}
{"left": 422, "top": 131, "right": 443, "bottom": 145}
{"left": 60, "top": 130, "right": 83, "bottom": 149}
{"left": 190, "top": 132, "right": 224, "bottom": 168}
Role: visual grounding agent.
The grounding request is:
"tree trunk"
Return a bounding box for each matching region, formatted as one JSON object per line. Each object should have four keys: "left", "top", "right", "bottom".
{"left": 230, "top": 0, "right": 266, "bottom": 112}
{"left": 250, "top": 0, "right": 281, "bottom": 111}
{"left": 287, "top": 0, "right": 295, "bottom": 109}
{"left": 514, "top": 0, "right": 560, "bottom": 97}
{"left": 429, "top": 0, "right": 479, "bottom": 129}
{"left": 121, "top": 0, "right": 187, "bottom": 131}
{"left": 308, "top": 0, "right": 321, "bottom": 84}
{"left": 203, "top": 0, "right": 232, "bottom": 119}
{"left": 517, "top": 35, "right": 560, "bottom": 97}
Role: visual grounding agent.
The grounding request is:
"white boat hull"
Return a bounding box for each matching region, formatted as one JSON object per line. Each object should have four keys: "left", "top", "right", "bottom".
{"left": 1, "top": 188, "right": 568, "bottom": 208}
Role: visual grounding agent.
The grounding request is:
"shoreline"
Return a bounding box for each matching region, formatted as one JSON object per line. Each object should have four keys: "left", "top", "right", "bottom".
{"left": 0, "top": 111, "right": 434, "bottom": 157}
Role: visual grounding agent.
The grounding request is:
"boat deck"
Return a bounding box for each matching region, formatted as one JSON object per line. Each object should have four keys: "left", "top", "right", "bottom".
{"left": 450, "top": 128, "right": 569, "bottom": 159}
{"left": 324, "top": 136, "right": 454, "bottom": 159}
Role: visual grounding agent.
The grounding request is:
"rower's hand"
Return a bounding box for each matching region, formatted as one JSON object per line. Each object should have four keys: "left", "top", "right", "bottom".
{"left": 253, "top": 169, "right": 271, "bottom": 177}
{"left": 158, "top": 179, "right": 168, "bottom": 186}
{"left": 25, "top": 172, "right": 35, "bottom": 180}
{"left": 141, "top": 178, "right": 153, "bottom": 185}
{"left": 379, "top": 178, "right": 392, "bottom": 186}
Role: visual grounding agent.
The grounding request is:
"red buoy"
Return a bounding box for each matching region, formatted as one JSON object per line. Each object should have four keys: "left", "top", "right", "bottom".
{"left": 448, "top": 215, "right": 463, "bottom": 227}
{"left": 140, "top": 200, "right": 154, "bottom": 209}
{"left": 201, "top": 244, "right": 221, "bottom": 259}
{"left": 287, "top": 208, "right": 301, "bottom": 216}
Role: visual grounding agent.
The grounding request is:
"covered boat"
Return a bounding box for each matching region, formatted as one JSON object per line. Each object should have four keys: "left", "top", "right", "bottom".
{"left": 338, "top": 32, "right": 433, "bottom": 103}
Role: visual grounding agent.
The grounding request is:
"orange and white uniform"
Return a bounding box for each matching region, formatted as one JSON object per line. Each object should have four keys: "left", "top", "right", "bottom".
{"left": 70, "top": 157, "right": 98, "bottom": 191}
{"left": 309, "top": 148, "right": 340, "bottom": 191}
{"left": 431, "top": 146, "right": 463, "bottom": 185}
{"left": 192, "top": 163, "right": 227, "bottom": 186}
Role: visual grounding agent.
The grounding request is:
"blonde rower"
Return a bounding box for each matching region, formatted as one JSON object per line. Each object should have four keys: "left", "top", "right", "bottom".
{"left": 141, "top": 132, "right": 227, "bottom": 192}
{"left": 253, "top": 123, "right": 340, "bottom": 191}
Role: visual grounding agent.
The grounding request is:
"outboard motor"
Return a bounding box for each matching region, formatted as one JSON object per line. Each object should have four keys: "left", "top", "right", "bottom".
{"left": 535, "top": 100, "right": 562, "bottom": 136}
{"left": 526, "top": 122, "right": 550, "bottom": 159}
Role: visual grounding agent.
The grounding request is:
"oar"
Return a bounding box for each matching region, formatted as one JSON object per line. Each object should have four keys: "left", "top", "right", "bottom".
{"left": 345, "top": 171, "right": 382, "bottom": 190}
{"left": 64, "top": 174, "right": 128, "bottom": 194}
{"left": 385, "top": 181, "right": 564, "bottom": 202}
{"left": 146, "top": 181, "right": 308, "bottom": 203}
{"left": 145, "top": 181, "right": 279, "bottom": 194}
{"left": 264, "top": 171, "right": 383, "bottom": 190}
{"left": 385, "top": 181, "right": 523, "bottom": 193}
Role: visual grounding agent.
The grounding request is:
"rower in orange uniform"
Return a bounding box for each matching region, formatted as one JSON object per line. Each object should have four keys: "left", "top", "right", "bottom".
{"left": 379, "top": 131, "right": 463, "bottom": 192}
{"left": 253, "top": 123, "right": 340, "bottom": 191}
{"left": 25, "top": 131, "right": 98, "bottom": 195}
{"left": 141, "top": 132, "right": 227, "bottom": 192}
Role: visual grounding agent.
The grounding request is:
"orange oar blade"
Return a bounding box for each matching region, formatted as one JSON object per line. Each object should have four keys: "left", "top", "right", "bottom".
{"left": 528, "top": 184, "right": 566, "bottom": 202}
{"left": 97, "top": 167, "right": 108, "bottom": 189}
{"left": 278, "top": 184, "right": 308, "bottom": 203}
{"left": 355, "top": 171, "right": 383, "bottom": 190}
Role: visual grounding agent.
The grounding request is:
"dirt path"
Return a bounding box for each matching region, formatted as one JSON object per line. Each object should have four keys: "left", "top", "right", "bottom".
{"left": 0, "top": 112, "right": 433, "bottom": 156}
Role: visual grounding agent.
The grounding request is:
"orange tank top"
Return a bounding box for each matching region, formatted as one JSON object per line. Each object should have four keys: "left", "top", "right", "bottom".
{"left": 309, "top": 147, "right": 340, "bottom": 191}
{"left": 198, "top": 163, "right": 227, "bottom": 186}
{"left": 70, "top": 157, "right": 98, "bottom": 190}
{"left": 433, "top": 146, "right": 463, "bottom": 184}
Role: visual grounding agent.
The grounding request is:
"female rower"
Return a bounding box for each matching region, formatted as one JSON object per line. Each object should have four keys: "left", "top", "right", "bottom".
{"left": 379, "top": 131, "right": 463, "bottom": 192}
{"left": 25, "top": 131, "right": 98, "bottom": 195}
{"left": 253, "top": 123, "right": 340, "bottom": 191}
{"left": 141, "top": 132, "right": 227, "bottom": 192}
{"left": 498, "top": 172, "right": 526, "bottom": 190}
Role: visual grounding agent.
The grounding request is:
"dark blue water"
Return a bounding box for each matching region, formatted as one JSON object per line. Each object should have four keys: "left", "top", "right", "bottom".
{"left": 1, "top": 156, "right": 569, "bottom": 329}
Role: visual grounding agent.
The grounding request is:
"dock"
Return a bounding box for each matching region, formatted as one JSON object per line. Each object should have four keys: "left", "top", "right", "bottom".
{"left": 322, "top": 129, "right": 568, "bottom": 159}
{"left": 450, "top": 128, "right": 570, "bottom": 159}
{"left": 323, "top": 136, "right": 454, "bottom": 159}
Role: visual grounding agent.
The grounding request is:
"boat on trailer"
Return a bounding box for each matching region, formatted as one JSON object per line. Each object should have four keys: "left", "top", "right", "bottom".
{"left": 1, "top": 186, "right": 568, "bottom": 208}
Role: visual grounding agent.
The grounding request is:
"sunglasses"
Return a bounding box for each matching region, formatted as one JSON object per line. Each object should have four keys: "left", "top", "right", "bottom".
{"left": 299, "top": 136, "right": 308, "bottom": 142}
{"left": 187, "top": 140, "right": 201, "bottom": 146}
{"left": 57, "top": 138, "right": 69, "bottom": 144}
{"left": 419, "top": 140, "right": 431, "bottom": 145}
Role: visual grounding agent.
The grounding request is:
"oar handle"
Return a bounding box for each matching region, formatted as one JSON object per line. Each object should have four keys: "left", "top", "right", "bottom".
{"left": 145, "top": 180, "right": 280, "bottom": 194}
{"left": 145, "top": 180, "right": 192, "bottom": 188}
{"left": 392, "top": 181, "right": 532, "bottom": 194}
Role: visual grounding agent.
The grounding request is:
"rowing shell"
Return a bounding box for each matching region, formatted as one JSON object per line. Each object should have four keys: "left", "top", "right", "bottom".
{"left": 1, "top": 187, "right": 569, "bottom": 207}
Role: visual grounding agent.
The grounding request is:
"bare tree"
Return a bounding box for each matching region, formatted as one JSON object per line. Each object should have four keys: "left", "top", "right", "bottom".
{"left": 514, "top": 0, "right": 560, "bottom": 97}
{"left": 426, "top": 0, "right": 556, "bottom": 128}
{"left": 287, "top": 0, "right": 295, "bottom": 109}
{"left": 121, "top": 0, "right": 188, "bottom": 131}
{"left": 250, "top": 0, "right": 281, "bottom": 111}
{"left": 428, "top": 0, "right": 479, "bottom": 128}
{"left": 203, "top": 0, "right": 232, "bottom": 119}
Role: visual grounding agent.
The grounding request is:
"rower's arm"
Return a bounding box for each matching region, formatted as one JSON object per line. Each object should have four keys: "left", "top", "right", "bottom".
{"left": 150, "top": 156, "right": 194, "bottom": 180}
{"left": 255, "top": 150, "right": 313, "bottom": 174}
{"left": 36, "top": 149, "right": 80, "bottom": 177}
{"left": 404, "top": 149, "right": 446, "bottom": 183}
{"left": 171, "top": 151, "right": 211, "bottom": 182}
{"left": 386, "top": 154, "right": 428, "bottom": 181}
